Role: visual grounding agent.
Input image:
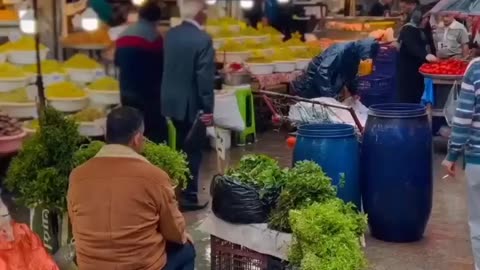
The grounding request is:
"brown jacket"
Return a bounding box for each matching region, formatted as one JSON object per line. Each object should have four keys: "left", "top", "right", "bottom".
{"left": 68, "top": 144, "right": 187, "bottom": 270}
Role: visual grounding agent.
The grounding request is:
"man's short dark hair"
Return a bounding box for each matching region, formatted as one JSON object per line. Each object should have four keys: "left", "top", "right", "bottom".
{"left": 400, "top": 0, "right": 419, "bottom": 4}
{"left": 106, "top": 106, "right": 144, "bottom": 145}
{"left": 138, "top": 0, "right": 162, "bottom": 22}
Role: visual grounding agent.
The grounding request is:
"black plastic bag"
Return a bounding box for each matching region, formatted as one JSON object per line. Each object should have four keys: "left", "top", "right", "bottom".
{"left": 211, "top": 175, "right": 269, "bottom": 224}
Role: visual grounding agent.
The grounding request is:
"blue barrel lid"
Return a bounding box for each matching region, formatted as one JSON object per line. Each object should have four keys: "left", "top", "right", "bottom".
{"left": 297, "top": 123, "right": 356, "bottom": 138}
{"left": 369, "top": 103, "right": 427, "bottom": 118}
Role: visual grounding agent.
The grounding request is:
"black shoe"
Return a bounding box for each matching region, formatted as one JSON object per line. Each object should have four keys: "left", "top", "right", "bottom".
{"left": 179, "top": 197, "right": 209, "bottom": 212}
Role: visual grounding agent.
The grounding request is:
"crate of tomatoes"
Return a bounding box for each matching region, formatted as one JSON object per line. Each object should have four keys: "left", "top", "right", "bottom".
{"left": 419, "top": 59, "right": 468, "bottom": 76}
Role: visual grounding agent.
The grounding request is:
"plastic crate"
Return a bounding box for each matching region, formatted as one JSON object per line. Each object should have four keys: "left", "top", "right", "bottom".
{"left": 210, "top": 236, "right": 288, "bottom": 270}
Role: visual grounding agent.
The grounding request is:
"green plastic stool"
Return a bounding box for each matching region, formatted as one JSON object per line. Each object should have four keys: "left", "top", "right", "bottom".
{"left": 235, "top": 88, "right": 256, "bottom": 145}
{"left": 167, "top": 119, "right": 176, "bottom": 149}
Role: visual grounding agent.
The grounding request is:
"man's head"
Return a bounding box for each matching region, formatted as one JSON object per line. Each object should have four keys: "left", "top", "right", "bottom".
{"left": 105, "top": 107, "right": 145, "bottom": 153}
{"left": 399, "top": 0, "right": 418, "bottom": 14}
{"left": 441, "top": 14, "right": 455, "bottom": 27}
{"left": 138, "top": 0, "right": 162, "bottom": 23}
{"left": 181, "top": 0, "right": 208, "bottom": 25}
{"left": 382, "top": 0, "right": 393, "bottom": 6}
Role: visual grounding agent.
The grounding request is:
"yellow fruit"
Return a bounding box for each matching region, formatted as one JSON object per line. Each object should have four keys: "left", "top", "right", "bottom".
{"left": 0, "top": 63, "right": 26, "bottom": 78}
{"left": 23, "top": 60, "right": 65, "bottom": 75}
{"left": 71, "top": 108, "right": 105, "bottom": 122}
{"left": 218, "top": 40, "right": 248, "bottom": 52}
{"left": 247, "top": 56, "right": 272, "bottom": 63}
{"left": 4, "top": 36, "right": 47, "bottom": 51}
{"left": 46, "top": 82, "right": 86, "bottom": 98}
{"left": 0, "top": 88, "right": 29, "bottom": 103}
{"left": 240, "top": 27, "right": 262, "bottom": 36}
{"left": 64, "top": 54, "right": 101, "bottom": 69}
{"left": 25, "top": 119, "right": 39, "bottom": 130}
{"left": 89, "top": 76, "right": 119, "bottom": 91}
{"left": 271, "top": 48, "right": 295, "bottom": 61}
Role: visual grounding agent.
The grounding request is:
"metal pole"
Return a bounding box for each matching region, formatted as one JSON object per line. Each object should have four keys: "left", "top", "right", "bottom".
{"left": 33, "top": 0, "right": 46, "bottom": 112}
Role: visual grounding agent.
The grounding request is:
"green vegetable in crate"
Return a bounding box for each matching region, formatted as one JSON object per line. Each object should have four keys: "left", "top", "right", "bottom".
{"left": 73, "top": 140, "right": 191, "bottom": 189}
{"left": 289, "top": 199, "right": 368, "bottom": 270}
{"left": 268, "top": 161, "right": 336, "bottom": 232}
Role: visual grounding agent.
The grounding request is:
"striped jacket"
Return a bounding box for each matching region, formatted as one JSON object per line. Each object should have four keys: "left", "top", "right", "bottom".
{"left": 447, "top": 60, "right": 480, "bottom": 164}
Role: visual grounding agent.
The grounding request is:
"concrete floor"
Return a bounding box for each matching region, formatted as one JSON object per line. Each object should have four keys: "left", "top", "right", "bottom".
{"left": 1, "top": 131, "right": 475, "bottom": 270}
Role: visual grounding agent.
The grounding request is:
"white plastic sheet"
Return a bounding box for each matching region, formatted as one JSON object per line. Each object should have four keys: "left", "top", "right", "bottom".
{"left": 288, "top": 97, "right": 368, "bottom": 128}
{"left": 197, "top": 214, "right": 292, "bottom": 260}
{"left": 213, "top": 90, "right": 245, "bottom": 132}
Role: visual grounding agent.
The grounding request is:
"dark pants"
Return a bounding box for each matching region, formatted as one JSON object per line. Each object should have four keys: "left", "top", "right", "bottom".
{"left": 163, "top": 242, "right": 196, "bottom": 270}
{"left": 172, "top": 119, "right": 205, "bottom": 202}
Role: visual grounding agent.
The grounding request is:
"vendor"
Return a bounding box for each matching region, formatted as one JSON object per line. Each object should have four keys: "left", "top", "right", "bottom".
{"left": 434, "top": 14, "right": 469, "bottom": 59}
{"left": 368, "top": 0, "right": 393, "bottom": 17}
{"left": 292, "top": 38, "right": 379, "bottom": 99}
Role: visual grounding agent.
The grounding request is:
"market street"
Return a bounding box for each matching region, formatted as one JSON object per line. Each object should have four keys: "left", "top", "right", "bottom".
{"left": 1, "top": 132, "right": 473, "bottom": 270}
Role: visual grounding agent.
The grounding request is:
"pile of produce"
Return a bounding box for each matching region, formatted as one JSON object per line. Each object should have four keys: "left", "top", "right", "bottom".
{"left": 247, "top": 56, "right": 273, "bottom": 64}
{"left": 4, "top": 36, "right": 48, "bottom": 51}
{"left": 71, "top": 108, "right": 105, "bottom": 122}
{"left": 225, "top": 154, "right": 287, "bottom": 208}
{"left": 62, "top": 28, "right": 112, "bottom": 47}
{"left": 73, "top": 140, "right": 190, "bottom": 189}
{"left": 268, "top": 161, "right": 336, "bottom": 232}
{"left": 283, "top": 32, "right": 304, "bottom": 47}
{"left": 289, "top": 199, "right": 368, "bottom": 270}
{"left": 207, "top": 17, "right": 242, "bottom": 27}
{"left": 0, "top": 63, "right": 26, "bottom": 78}
{"left": 23, "top": 60, "right": 65, "bottom": 75}
{"left": 294, "top": 47, "right": 322, "bottom": 59}
{"left": 257, "top": 24, "right": 282, "bottom": 36}
{"left": 419, "top": 59, "right": 468, "bottom": 76}
{"left": 88, "top": 76, "right": 119, "bottom": 91}
{"left": 218, "top": 40, "right": 249, "bottom": 52}
{"left": 240, "top": 27, "right": 264, "bottom": 37}
{"left": 0, "top": 88, "right": 30, "bottom": 103}
{"left": 0, "top": 10, "right": 19, "bottom": 21}
{"left": 271, "top": 49, "right": 295, "bottom": 61}
{"left": 64, "top": 54, "right": 101, "bottom": 69}
{"left": 0, "top": 111, "right": 23, "bottom": 137}
{"left": 5, "top": 107, "right": 82, "bottom": 210}
{"left": 46, "top": 82, "right": 86, "bottom": 99}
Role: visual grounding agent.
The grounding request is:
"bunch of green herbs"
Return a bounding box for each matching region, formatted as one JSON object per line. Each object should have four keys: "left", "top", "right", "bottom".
{"left": 5, "top": 107, "right": 82, "bottom": 211}
{"left": 225, "top": 154, "right": 287, "bottom": 208}
{"left": 288, "top": 199, "right": 368, "bottom": 270}
{"left": 73, "top": 140, "right": 190, "bottom": 189}
{"left": 268, "top": 161, "right": 336, "bottom": 233}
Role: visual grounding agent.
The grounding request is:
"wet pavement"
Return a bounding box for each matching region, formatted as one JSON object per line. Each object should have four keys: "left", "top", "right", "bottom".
{"left": 1, "top": 132, "right": 475, "bottom": 270}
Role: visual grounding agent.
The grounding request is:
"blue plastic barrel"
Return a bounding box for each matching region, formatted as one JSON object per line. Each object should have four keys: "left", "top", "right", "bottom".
{"left": 293, "top": 123, "right": 360, "bottom": 208}
{"left": 362, "top": 103, "right": 433, "bottom": 242}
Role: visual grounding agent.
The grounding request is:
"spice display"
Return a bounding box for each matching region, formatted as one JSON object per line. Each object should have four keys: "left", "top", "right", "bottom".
{"left": 88, "top": 76, "right": 119, "bottom": 91}
{"left": 0, "top": 111, "right": 22, "bottom": 136}
{"left": 0, "top": 63, "right": 26, "bottom": 78}
{"left": 64, "top": 54, "right": 101, "bottom": 69}
{"left": 46, "top": 82, "right": 86, "bottom": 99}
{"left": 23, "top": 60, "right": 65, "bottom": 75}
{"left": 0, "top": 88, "right": 29, "bottom": 103}
{"left": 419, "top": 59, "right": 468, "bottom": 76}
{"left": 4, "top": 36, "right": 47, "bottom": 51}
{"left": 71, "top": 108, "right": 105, "bottom": 122}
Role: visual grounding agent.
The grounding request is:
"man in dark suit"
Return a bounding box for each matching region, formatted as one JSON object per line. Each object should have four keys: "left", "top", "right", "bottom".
{"left": 161, "top": 0, "right": 215, "bottom": 211}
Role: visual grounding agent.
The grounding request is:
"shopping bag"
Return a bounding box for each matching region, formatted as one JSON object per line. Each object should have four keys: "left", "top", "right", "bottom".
{"left": 443, "top": 80, "right": 459, "bottom": 127}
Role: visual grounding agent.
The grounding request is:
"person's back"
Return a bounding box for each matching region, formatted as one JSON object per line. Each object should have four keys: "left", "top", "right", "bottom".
{"left": 68, "top": 107, "right": 191, "bottom": 270}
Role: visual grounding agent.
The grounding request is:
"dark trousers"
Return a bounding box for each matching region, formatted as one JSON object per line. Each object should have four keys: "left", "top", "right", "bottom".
{"left": 172, "top": 119, "right": 205, "bottom": 201}
{"left": 163, "top": 242, "right": 196, "bottom": 270}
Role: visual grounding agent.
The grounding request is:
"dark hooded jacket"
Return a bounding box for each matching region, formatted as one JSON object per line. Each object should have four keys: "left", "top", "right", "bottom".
{"left": 292, "top": 38, "right": 379, "bottom": 98}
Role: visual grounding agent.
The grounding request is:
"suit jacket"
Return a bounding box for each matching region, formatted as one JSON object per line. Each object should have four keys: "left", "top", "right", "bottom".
{"left": 161, "top": 21, "right": 215, "bottom": 123}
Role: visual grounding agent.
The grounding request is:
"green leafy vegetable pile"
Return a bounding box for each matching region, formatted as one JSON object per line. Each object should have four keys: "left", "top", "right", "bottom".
{"left": 73, "top": 140, "right": 190, "bottom": 189}
{"left": 5, "top": 107, "right": 82, "bottom": 211}
{"left": 268, "top": 161, "right": 336, "bottom": 233}
{"left": 289, "top": 199, "right": 368, "bottom": 270}
{"left": 225, "top": 154, "right": 287, "bottom": 209}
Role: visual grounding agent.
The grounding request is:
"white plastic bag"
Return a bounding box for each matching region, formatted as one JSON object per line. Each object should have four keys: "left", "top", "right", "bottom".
{"left": 443, "top": 81, "right": 459, "bottom": 127}
{"left": 214, "top": 91, "right": 245, "bottom": 131}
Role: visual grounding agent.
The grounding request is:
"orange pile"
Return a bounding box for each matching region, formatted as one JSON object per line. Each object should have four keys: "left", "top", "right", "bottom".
{"left": 0, "top": 10, "right": 18, "bottom": 21}
{"left": 61, "top": 28, "right": 112, "bottom": 47}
